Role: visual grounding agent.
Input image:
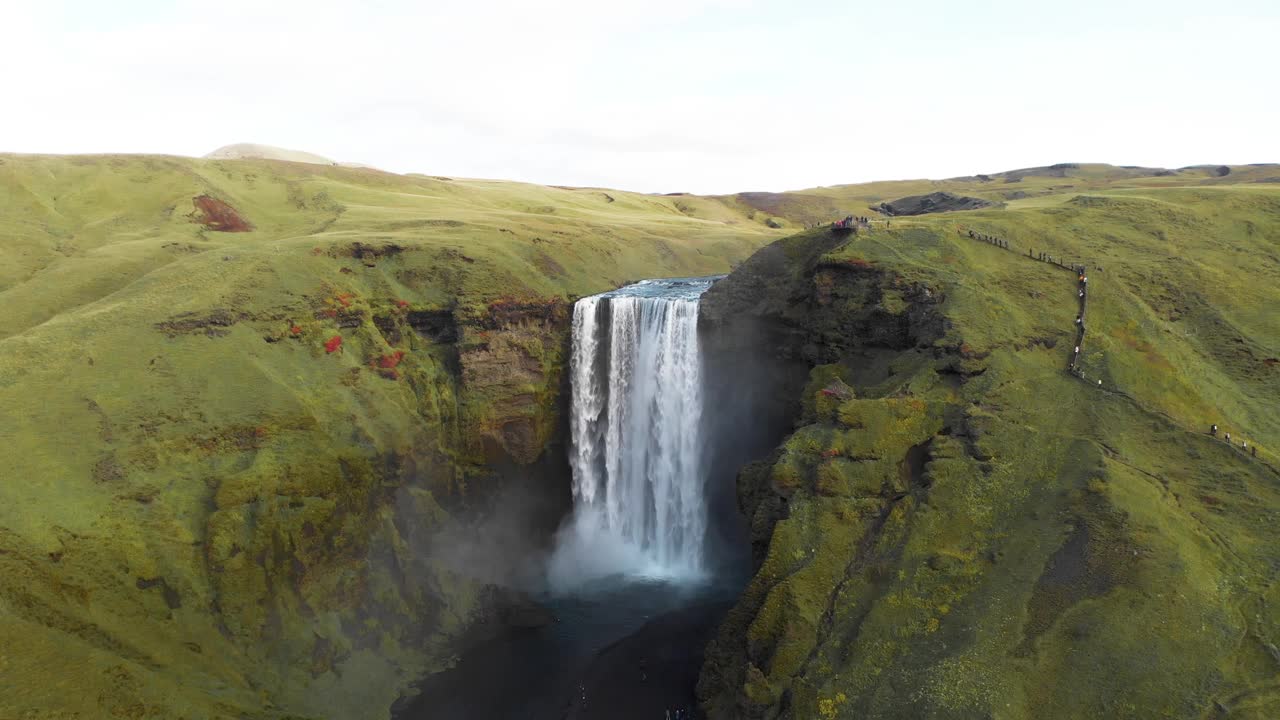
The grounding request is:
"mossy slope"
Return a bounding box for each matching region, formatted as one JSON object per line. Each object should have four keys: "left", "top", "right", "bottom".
{"left": 698, "top": 182, "right": 1280, "bottom": 719}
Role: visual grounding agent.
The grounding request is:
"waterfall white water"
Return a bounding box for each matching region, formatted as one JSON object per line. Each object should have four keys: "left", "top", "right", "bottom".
{"left": 550, "top": 277, "right": 719, "bottom": 586}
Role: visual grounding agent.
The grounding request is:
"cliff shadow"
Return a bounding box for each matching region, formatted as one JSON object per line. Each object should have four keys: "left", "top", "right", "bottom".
{"left": 699, "top": 310, "right": 809, "bottom": 583}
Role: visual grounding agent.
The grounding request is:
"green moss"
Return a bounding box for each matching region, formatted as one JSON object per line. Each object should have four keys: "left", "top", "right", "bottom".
{"left": 700, "top": 186, "right": 1280, "bottom": 719}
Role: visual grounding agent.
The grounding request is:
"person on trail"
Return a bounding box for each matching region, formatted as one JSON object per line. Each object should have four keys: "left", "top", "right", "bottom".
{"left": 1080, "top": 290, "right": 1085, "bottom": 298}
{"left": 1074, "top": 345, "right": 1080, "bottom": 354}
{"left": 1226, "top": 433, "right": 1232, "bottom": 444}
{"left": 1211, "top": 424, "right": 1218, "bottom": 436}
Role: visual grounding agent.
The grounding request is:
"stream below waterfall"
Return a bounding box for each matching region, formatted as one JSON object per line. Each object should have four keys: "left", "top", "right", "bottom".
{"left": 400, "top": 277, "right": 761, "bottom": 720}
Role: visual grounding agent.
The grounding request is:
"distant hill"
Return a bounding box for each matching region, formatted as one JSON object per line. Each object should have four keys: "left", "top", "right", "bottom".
{"left": 204, "top": 142, "right": 337, "bottom": 165}
{"left": 725, "top": 162, "right": 1280, "bottom": 225}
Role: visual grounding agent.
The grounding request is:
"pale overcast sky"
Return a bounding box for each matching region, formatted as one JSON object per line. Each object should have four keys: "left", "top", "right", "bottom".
{"left": 3, "top": 0, "right": 1277, "bottom": 194}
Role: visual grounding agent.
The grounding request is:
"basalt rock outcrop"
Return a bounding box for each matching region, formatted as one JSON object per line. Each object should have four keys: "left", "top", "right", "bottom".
{"left": 874, "top": 191, "right": 993, "bottom": 216}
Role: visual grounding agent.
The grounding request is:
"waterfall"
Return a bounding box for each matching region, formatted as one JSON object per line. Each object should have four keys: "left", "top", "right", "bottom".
{"left": 550, "top": 277, "right": 718, "bottom": 585}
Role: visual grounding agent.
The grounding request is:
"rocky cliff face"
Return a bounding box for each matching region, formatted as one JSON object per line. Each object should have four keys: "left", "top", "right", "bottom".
{"left": 198, "top": 292, "right": 577, "bottom": 714}
{"left": 696, "top": 231, "right": 956, "bottom": 718}
{"left": 695, "top": 229, "right": 1280, "bottom": 719}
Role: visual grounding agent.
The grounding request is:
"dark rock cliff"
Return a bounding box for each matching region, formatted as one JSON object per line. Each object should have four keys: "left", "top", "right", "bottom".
{"left": 874, "top": 191, "right": 994, "bottom": 217}
{"left": 697, "top": 230, "right": 957, "bottom": 718}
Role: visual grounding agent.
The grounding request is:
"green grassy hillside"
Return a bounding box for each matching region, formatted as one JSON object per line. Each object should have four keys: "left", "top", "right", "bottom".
{"left": 0, "top": 154, "right": 783, "bottom": 337}
{"left": 698, "top": 179, "right": 1280, "bottom": 719}
{"left": 2, "top": 154, "right": 1277, "bottom": 719}
{"left": 0, "top": 153, "right": 783, "bottom": 719}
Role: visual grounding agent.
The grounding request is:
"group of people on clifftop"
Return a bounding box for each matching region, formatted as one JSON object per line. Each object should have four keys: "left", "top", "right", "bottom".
{"left": 832, "top": 215, "right": 871, "bottom": 230}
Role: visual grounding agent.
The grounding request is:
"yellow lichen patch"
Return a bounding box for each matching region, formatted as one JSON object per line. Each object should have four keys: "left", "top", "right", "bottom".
{"left": 817, "top": 691, "right": 848, "bottom": 719}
